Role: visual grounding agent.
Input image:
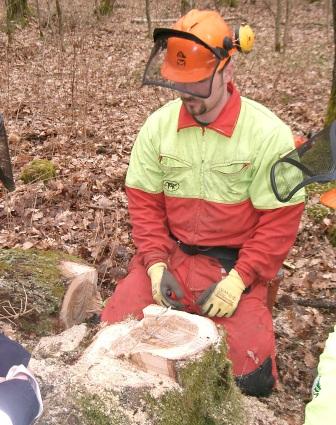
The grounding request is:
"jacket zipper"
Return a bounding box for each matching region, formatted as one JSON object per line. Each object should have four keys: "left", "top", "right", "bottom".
{"left": 192, "top": 127, "right": 206, "bottom": 244}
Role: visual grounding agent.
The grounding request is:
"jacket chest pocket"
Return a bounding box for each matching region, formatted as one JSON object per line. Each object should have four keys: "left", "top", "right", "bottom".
{"left": 207, "top": 161, "right": 252, "bottom": 202}
{"left": 160, "top": 154, "right": 192, "bottom": 195}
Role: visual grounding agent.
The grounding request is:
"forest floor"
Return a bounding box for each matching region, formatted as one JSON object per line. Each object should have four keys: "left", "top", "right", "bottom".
{"left": 0, "top": 0, "right": 335, "bottom": 424}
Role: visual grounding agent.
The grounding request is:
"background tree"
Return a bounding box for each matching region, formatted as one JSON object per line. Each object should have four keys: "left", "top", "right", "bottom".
{"left": 283, "top": 0, "right": 291, "bottom": 52}
{"left": 275, "top": 0, "right": 281, "bottom": 51}
{"left": 55, "top": 0, "right": 64, "bottom": 51}
{"left": 263, "top": 0, "right": 291, "bottom": 52}
{"left": 214, "top": 0, "right": 239, "bottom": 7}
{"left": 326, "top": 0, "right": 336, "bottom": 124}
{"left": 145, "top": 0, "right": 152, "bottom": 38}
{"left": 35, "top": 0, "right": 43, "bottom": 37}
{"left": 95, "top": 0, "right": 116, "bottom": 16}
{"left": 5, "top": 0, "right": 29, "bottom": 27}
{"left": 180, "top": 0, "right": 195, "bottom": 15}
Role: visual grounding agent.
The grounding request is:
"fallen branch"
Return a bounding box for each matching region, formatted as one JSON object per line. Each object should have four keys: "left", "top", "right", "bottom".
{"left": 0, "top": 286, "right": 35, "bottom": 325}
{"left": 294, "top": 297, "right": 336, "bottom": 310}
{"left": 87, "top": 204, "right": 115, "bottom": 211}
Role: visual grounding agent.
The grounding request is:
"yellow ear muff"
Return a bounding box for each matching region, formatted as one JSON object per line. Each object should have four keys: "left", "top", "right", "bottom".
{"left": 234, "top": 24, "right": 255, "bottom": 53}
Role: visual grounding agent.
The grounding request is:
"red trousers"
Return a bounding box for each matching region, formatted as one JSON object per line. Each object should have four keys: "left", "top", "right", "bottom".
{"left": 101, "top": 245, "right": 277, "bottom": 379}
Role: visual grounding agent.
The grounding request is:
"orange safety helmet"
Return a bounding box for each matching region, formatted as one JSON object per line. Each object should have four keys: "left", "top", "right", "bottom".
{"left": 161, "top": 10, "right": 235, "bottom": 83}
{"left": 142, "top": 9, "right": 254, "bottom": 97}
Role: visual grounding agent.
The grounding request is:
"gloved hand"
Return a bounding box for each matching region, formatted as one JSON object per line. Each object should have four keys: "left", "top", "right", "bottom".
{"left": 197, "top": 269, "right": 245, "bottom": 317}
{"left": 147, "top": 262, "right": 185, "bottom": 310}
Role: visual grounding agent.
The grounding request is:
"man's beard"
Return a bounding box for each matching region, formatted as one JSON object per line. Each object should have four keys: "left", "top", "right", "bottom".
{"left": 181, "top": 97, "right": 207, "bottom": 116}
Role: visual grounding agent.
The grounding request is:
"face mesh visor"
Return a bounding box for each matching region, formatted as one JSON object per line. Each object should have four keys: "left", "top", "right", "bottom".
{"left": 270, "top": 122, "right": 336, "bottom": 202}
{"left": 0, "top": 114, "right": 15, "bottom": 192}
{"left": 142, "top": 29, "right": 222, "bottom": 98}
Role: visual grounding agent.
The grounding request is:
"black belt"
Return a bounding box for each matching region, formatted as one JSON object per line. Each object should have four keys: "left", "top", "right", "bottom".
{"left": 171, "top": 234, "right": 239, "bottom": 273}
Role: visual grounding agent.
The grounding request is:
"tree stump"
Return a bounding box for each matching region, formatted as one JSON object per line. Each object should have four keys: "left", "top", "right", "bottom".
{"left": 83, "top": 304, "right": 220, "bottom": 380}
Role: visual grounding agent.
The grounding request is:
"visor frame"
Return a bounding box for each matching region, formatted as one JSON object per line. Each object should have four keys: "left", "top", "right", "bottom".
{"left": 142, "top": 28, "right": 230, "bottom": 98}
{"left": 270, "top": 121, "right": 336, "bottom": 203}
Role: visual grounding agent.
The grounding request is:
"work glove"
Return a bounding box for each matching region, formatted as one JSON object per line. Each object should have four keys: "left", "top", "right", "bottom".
{"left": 147, "top": 262, "right": 185, "bottom": 310}
{"left": 197, "top": 269, "right": 245, "bottom": 318}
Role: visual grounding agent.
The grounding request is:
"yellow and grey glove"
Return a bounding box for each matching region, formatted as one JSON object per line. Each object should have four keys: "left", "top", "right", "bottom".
{"left": 147, "top": 262, "right": 185, "bottom": 310}
{"left": 197, "top": 269, "right": 245, "bottom": 317}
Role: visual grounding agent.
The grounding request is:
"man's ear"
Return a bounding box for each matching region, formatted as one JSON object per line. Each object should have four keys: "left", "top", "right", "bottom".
{"left": 223, "top": 61, "right": 234, "bottom": 83}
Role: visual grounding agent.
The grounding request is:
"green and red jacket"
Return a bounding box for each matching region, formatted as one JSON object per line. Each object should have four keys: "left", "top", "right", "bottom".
{"left": 126, "top": 83, "right": 305, "bottom": 286}
{"left": 304, "top": 325, "right": 336, "bottom": 425}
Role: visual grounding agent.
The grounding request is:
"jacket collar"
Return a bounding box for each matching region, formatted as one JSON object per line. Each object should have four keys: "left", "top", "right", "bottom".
{"left": 177, "top": 82, "right": 241, "bottom": 137}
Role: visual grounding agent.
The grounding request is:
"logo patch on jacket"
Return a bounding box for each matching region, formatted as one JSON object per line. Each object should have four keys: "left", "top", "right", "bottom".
{"left": 164, "top": 180, "right": 179, "bottom": 192}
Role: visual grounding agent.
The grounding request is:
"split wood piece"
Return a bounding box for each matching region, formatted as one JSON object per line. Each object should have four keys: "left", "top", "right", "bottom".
{"left": 83, "top": 304, "right": 220, "bottom": 381}
{"left": 59, "top": 261, "right": 102, "bottom": 329}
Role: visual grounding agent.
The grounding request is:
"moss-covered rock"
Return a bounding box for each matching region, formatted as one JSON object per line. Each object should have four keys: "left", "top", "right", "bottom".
{"left": 0, "top": 248, "right": 83, "bottom": 336}
{"left": 147, "top": 338, "right": 245, "bottom": 425}
{"left": 20, "top": 159, "right": 57, "bottom": 184}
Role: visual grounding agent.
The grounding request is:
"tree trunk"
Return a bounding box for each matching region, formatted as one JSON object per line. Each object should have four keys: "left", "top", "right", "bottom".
{"left": 214, "top": 0, "right": 239, "bottom": 8}
{"left": 180, "top": 0, "right": 195, "bottom": 15}
{"left": 283, "top": 0, "right": 291, "bottom": 52}
{"left": 145, "top": 0, "right": 152, "bottom": 38}
{"left": 275, "top": 0, "right": 282, "bottom": 52}
{"left": 5, "top": 0, "right": 29, "bottom": 22}
{"left": 5, "top": 0, "right": 29, "bottom": 33}
{"left": 326, "top": 0, "right": 336, "bottom": 124}
{"left": 55, "top": 0, "right": 64, "bottom": 51}
{"left": 97, "top": 0, "right": 115, "bottom": 16}
{"left": 326, "top": 0, "right": 331, "bottom": 43}
{"left": 35, "top": 0, "right": 43, "bottom": 38}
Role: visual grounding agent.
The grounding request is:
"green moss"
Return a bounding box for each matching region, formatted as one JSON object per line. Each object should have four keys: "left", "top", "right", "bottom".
{"left": 279, "top": 92, "right": 296, "bottom": 106}
{"left": 147, "top": 339, "right": 245, "bottom": 425}
{"left": 0, "top": 248, "right": 66, "bottom": 293}
{"left": 307, "top": 204, "right": 330, "bottom": 223}
{"left": 20, "top": 314, "right": 54, "bottom": 335}
{"left": 20, "top": 159, "right": 57, "bottom": 184}
{"left": 0, "top": 248, "right": 85, "bottom": 336}
{"left": 79, "top": 393, "right": 130, "bottom": 425}
{"left": 306, "top": 181, "right": 336, "bottom": 196}
{"left": 95, "top": 0, "right": 115, "bottom": 16}
{"left": 327, "top": 226, "right": 336, "bottom": 247}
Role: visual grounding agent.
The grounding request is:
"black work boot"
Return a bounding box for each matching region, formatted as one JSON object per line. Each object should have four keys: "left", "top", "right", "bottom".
{"left": 235, "top": 357, "right": 275, "bottom": 397}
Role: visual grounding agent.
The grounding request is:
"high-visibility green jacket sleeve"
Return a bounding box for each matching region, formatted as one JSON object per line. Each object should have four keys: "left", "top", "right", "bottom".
{"left": 304, "top": 325, "right": 336, "bottom": 425}
{"left": 126, "top": 120, "right": 175, "bottom": 269}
